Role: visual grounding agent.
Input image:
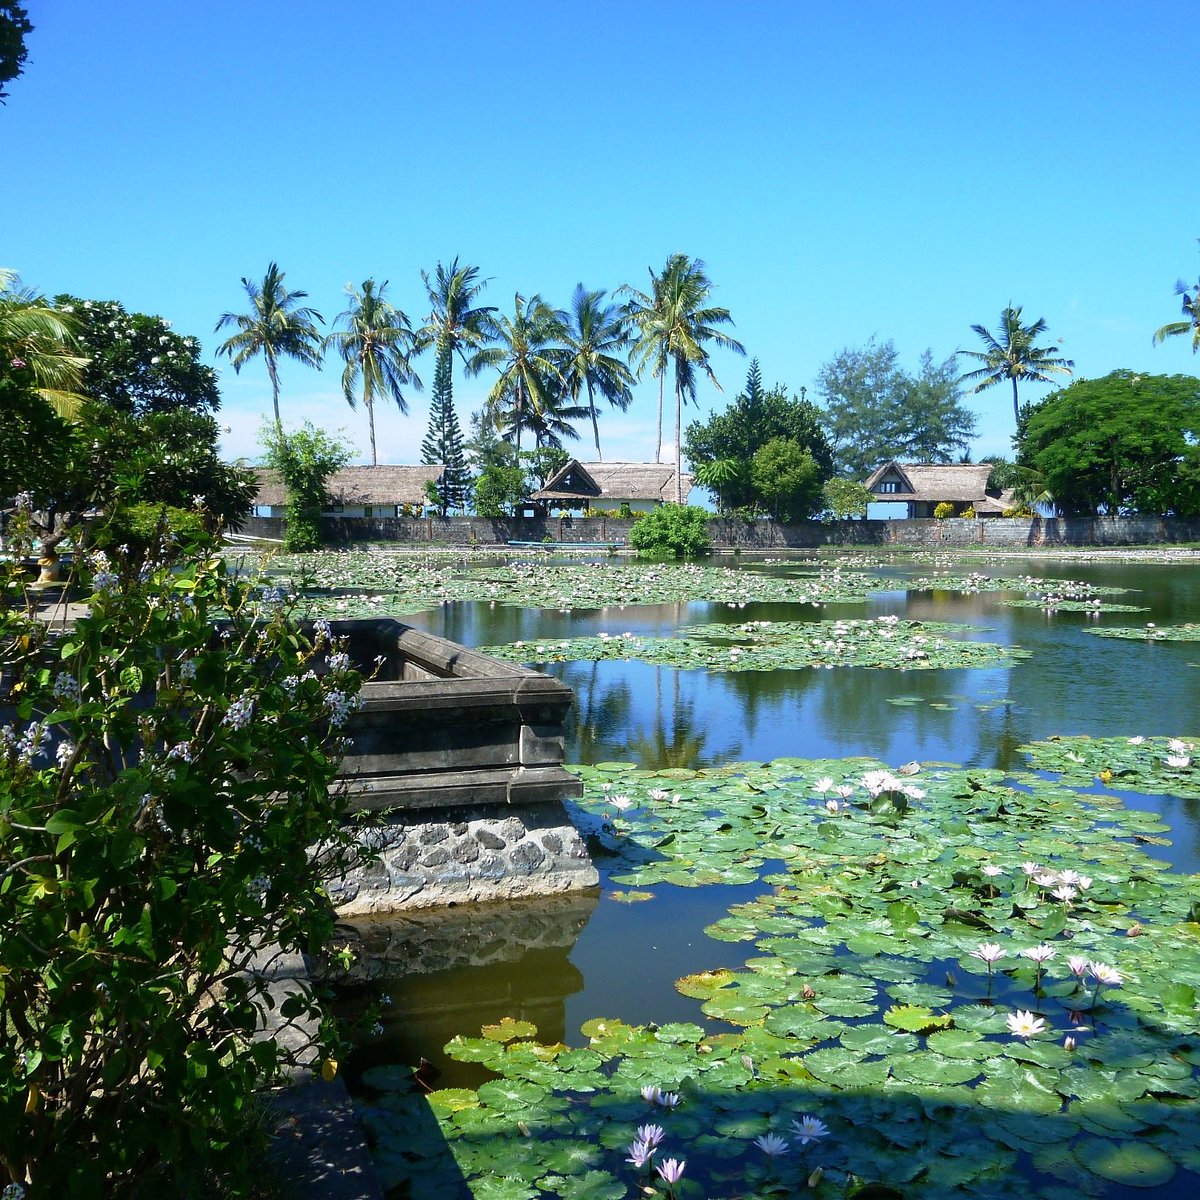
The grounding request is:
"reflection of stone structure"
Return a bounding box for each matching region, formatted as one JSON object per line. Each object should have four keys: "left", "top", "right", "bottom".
{"left": 332, "top": 890, "right": 598, "bottom": 982}
{"left": 324, "top": 619, "right": 596, "bottom": 914}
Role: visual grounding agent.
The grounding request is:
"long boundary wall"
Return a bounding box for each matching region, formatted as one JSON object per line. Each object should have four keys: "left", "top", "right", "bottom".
{"left": 238, "top": 514, "right": 1200, "bottom": 549}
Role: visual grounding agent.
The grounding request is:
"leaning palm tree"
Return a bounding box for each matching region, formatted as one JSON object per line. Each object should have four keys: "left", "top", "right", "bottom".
{"left": 656, "top": 254, "right": 746, "bottom": 503}
{"left": 214, "top": 262, "right": 324, "bottom": 437}
{"left": 619, "top": 265, "right": 672, "bottom": 463}
{"left": 0, "top": 269, "right": 88, "bottom": 417}
{"left": 958, "top": 306, "right": 1074, "bottom": 427}
{"left": 325, "top": 279, "right": 421, "bottom": 466}
{"left": 1153, "top": 275, "right": 1200, "bottom": 354}
{"left": 560, "top": 284, "right": 634, "bottom": 461}
{"left": 472, "top": 293, "right": 567, "bottom": 459}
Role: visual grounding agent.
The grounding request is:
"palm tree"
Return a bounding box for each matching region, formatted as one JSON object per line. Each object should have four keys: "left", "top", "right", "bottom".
{"left": 620, "top": 266, "right": 671, "bottom": 463}
{"left": 525, "top": 386, "right": 591, "bottom": 451}
{"left": 656, "top": 254, "right": 746, "bottom": 503}
{"left": 0, "top": 269, "right": 88, "bottom": 417}
{"left": 324, "top": 279, "right": 421, "bottom": 466}
{"left": 472, "top": 293, "right": 567, "bottom": 459}
{"left": 417, "top": 258, "right": 495, "bottom": 393}
{"left": 214, "top": 262, "right": 324, "bottom": 437}
{"left": 560, "top": 284, "right": 634, "bottom": 461}
{"left": 1153, "top": 275, "right": 1200, "bottom": 354}
{"left": 958, "top": 306, "right": 1073, "bottom": 426}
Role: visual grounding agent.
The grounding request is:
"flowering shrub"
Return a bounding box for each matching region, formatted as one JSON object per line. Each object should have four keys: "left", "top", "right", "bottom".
{"left": 933, "top": 501, "right": 956, "bottom": 520}
{"left": 0, "top": 548, "right": 363, "bottom": 1195}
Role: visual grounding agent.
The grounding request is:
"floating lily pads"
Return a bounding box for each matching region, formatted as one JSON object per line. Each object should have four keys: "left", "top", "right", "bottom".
{"left": 1086, "top": 622, "right": 1200, "bottom": 642}
{"left": 1020, "top": 734, "right": 1200, "bottom": 800}
{"left": 482, "top": 617, "right": 1027, "bottom": 673}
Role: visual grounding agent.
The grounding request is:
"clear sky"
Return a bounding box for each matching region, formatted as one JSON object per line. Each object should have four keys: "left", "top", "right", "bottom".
{"left": 6, "top": 1, "right": 1200, "bottom": 473}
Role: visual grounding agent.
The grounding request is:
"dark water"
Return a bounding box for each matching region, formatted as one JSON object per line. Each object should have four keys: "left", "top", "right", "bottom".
{"left": 345, "top": 553, "right": 1200, "bottom": 1090}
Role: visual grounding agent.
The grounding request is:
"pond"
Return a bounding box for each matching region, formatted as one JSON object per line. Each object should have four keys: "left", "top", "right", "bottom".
{"left": 319, "top": 551, "right": 1200, "bottom": 1200}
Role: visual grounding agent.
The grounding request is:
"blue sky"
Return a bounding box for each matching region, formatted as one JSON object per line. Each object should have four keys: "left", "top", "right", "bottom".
{"left": 7, "top": 1, "right": 1200, "bottom": 473}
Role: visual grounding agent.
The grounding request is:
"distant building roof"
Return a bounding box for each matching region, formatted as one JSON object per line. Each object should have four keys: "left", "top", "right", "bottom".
{"left": 253, "top": 464, "right": 444, "bottom": 508}
{"left": 863, "top": 461, "right": 1014, "bottom": 515}
{"left": 531, "top": 460, "right": 693, "bottom": 504}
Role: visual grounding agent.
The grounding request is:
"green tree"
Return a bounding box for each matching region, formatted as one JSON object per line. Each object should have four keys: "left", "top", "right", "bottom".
{"left": 958, "top": 305, "right": 1074, "bottom": 426}
{"left": 817, "top": 342, "right": 977, "bottom": 475}
{"left": 1019, "top": 371, "right": 1200, "bottom": 516}
{"left": 55, "top": 294, "right": 220, "bottom": 415}
{"left": 822, "top": 477, "right": 873, "bottom": 520}
{"left": 325, "top": 278, "right": 421, "bottom": 466}
{"left": 628, "top": 504, "right": 712, "bottom": 558}
{"left": 420, "top": 348, "right": 470, "bottom": 515}
{"left": 473, "top": 293, "right": 567, "bottom": 457}
{"left": 687, "top": 359, "right": 834, "bottom": 512}
{"left": 561, "top": 284, "right": 634, "bottom": 461}
{"left": 0, "top": 269, "right": 88, "bottom": 416}
{"left": 655, "top": 254, "right": 745, "bottom": 503}
{"left": 473, "top": 463, "right": 526, "bottom": 517}
{"left": 260, "top": 420, "right": 352, "bottom": 551}
{"left": 751, "top": 438, "right": 824, "bottom": 522}
{"left": 214, "top": 261, "right": 324, "bottom": 437}
{"left": 620, "top": 264, "right": 672, "bottom": 464}
{"left": 0, "top": 2, "right": 32, "bottom": 103}
{"left": 816, "top": 338, "right": 910, "bottom": 478}
{"left": 1153, "top": 244, "right": 1200, "bottom": 354}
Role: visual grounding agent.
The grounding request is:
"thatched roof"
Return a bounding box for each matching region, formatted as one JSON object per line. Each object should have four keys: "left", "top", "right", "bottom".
{"left": 253, "top": 465, "right": 444, "bottom": 508}
{"left": 863, "top": 462, "right": 996, "bottom": 503}
{"left": 531, "top": 461, "right": 693, "bottom": 504}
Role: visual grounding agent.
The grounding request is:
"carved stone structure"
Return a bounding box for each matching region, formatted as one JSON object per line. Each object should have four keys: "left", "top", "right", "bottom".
{"left": 323, "top": 619, "right": 596, "bottom": 914}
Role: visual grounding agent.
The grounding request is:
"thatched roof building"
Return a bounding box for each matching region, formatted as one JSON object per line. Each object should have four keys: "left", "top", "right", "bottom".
{"left": 863, "top": 461, "right": 1013, "bottom": 518}
{"left": 253, "top": 465, "right": 444, "bottom": 515}
{"left": 530, "top": 460, "right": 693, "bottom": 512}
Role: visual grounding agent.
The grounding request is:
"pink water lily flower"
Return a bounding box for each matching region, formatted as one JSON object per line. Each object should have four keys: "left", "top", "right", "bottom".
{"left": 970, "top": 942, "right": 1006, "bottom": 964}
{"left": 656, "top": 1157, "right": 686, "bottom": 1185}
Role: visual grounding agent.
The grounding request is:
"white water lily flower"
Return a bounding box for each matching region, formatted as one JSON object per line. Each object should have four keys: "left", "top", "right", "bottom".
{"left": 1168, "top": 738, "right": 1188, "bottom": 753}
{"left": 1127, "top": 735, "right": 1146, "bottom": 745}
{"left": 754, "top": 1133, "right": 790, "bottom": 1156}
{"left": 1053, "top": 885, "right": 1077, "bottom": 902}
{"left": 790, "top": 1115, "right": 829, "bottom": 1145}
{"left": 1165, "top": 754, "right": 1191, "bottom": 769}
{"left": 1006, "top": 1010, "right": 1046, "bottom": 1038}
{"left": 981, "top": 864, "right": 1004, "bottom": 878}
{"left": 970, "top": 942, "right": 1006, "bottom": 964}
{"left": 1089, "top": 962, "right": 1122, "bottom": 986}
{"left": 812, "top": 776, "right": 835, "bottom": 794}
{"left": 1068, "top": 955, "right": 1091, "bottom": 977}
{"left": 1020, "top": 944, "right": 1056, "bottom": 964}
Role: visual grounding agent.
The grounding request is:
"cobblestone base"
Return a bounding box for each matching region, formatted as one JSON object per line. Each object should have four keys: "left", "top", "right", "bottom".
{"left": 328, "top": 800, "right": 598, "bottom": 915}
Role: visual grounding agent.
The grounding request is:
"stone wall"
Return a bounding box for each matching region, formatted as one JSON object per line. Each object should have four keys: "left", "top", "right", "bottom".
{"left": 239, "top": 513, "right": 1200, "bottom": 549}
{"left": 328, "top": 799, "right": 597, "bottom": 916}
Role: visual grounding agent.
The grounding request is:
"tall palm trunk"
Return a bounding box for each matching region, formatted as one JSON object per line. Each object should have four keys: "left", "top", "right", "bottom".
{"left": 267, "top": 351, "right": 282, "bottom": 437}
{"left": 655, "top": 370, "right": 664, "bottom": 464}
{"left": 588, "top": 379, "right": 601, "bottom": 460}
{"left": 1011, "top": 377, "right": 1020, "bottom": 426}
{"left": 675, "top": 373, "right": 684, "bottom": 504}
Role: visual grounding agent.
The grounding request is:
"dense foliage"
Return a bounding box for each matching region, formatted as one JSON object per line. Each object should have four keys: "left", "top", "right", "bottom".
{"left": 0, "top": 546, "right": 362, "bottom": 1196}
{"left": 817, "top": 341, "right": 976, "bottom": 478}
{"left": 627, "top": 504, "right": 712, "bottom": 559}
{"left": 260, "top": 422, "right": 352, "bottom": 552}
{"left": 421, "top": 346, "right": 470, "bottom": 515}
{"left": 54, "top": 295, "right": 220, "bottom": 415}
{"left": 1019, "top": 371, "right": 1200, "bottom": 516}
{"left": 821, "top": 477, "right": 873, "bottom": 520}
{"left": 472, "top": 464, "right": 526, "bottom": 517}
{"left": 750, "top": 437, "right": 825, "bottom": 523}
{"left": 0, "top": 2, "right": 31, "bottom": 103}
{"left": 685, "top": 361, "right": 833, "bottom": 515}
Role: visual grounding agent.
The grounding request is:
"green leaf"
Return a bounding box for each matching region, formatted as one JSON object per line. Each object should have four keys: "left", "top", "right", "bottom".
{"left": 1075, "top": 1138, "right": 1176, "bottom": 1188}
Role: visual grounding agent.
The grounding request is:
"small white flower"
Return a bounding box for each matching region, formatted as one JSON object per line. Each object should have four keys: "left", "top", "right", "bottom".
{"left": 1020, "top": 944, "right": 1056, "bottom": 964}
{"left": 754, "top": 1133, "right": 790, "bottom": 1156}
{"left": 812, "top": 776, "right": 834, "bottom": 794}
{"left": 981, "top": 864, "right": 1003, "bottom": 878}
{"left": 1127, "top": 735, "right": 1146, "bottom": 745}
{"left": 970, "top": 942, "right": 1006, "bottom": 964}
{"left": 1089, "top": 962, "right": 1122, "bottom": 986}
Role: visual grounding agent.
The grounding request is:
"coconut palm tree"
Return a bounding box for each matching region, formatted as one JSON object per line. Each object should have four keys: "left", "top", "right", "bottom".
{"left": 325, "top": 279, "right": 421, "bottom": 466}
{"left": 0, "top": 269, "right": 88, "bottom": 417}
{"left": 656, "top": 254, "right": 746, "bottom": 503}
{"left": 620, "top": 265, "right": 671, "bottom": 463}
{"left": 417, "top": 258, "right": 495, "bottom": 394}
{"left": 560, "top": 284, "right": 634, "bottom": 461}
{"left": 472, "top": 293, "right": 567, "bottom": 459}
{"left": 958, "top": 306, "right": 1074, "bottom": 427}
{"left": 214, "top": 262, "right": 324, "bottom": 437}
{"left": 1153, "top": 275, "right": 1200, "bottom": 354}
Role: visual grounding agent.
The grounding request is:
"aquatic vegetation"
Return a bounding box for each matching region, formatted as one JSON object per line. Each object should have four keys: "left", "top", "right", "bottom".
{"left": 1087, "top": 622, "right": 1200, "bottom": 642}
{"left": 481, "top": 616, "right": 1028, "bottom": 672}
{"left": 1021, "top": 734, "right": 1200, "bottom": 801}
{"left": 257, "top": 550, "right": 892, "bottom": 614}
{"left": 361, "top": 750, "right": 1200, "bottom": 1199}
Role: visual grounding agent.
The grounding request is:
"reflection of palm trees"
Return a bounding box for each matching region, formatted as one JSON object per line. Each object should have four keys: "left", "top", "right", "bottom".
{"left": 627, "top": 670, "right": 711, "bottom": 769}
{"left": 565, "top": 661, "right": 634, "bottom": 764}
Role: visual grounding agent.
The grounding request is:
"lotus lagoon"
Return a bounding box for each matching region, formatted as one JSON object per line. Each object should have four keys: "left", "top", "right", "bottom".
{"left": 266, "top": 548, "right": 1200, "bottom": 1200}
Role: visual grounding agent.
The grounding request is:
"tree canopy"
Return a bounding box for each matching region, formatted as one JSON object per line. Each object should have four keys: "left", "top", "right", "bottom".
{"left": 1019, "top": 370, "right": 1200, "bottom": 517}
{"left": 685, "top": 360, "right": 833, "bottom": 515}
{"left": 0, "top": 2, "right": 31, "bottom": 103}
{"left": 815, "top": 340, "right": 975, "bottom": 478}
{"left": 56, "top": 294, "right": 220, "bottom": 415}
